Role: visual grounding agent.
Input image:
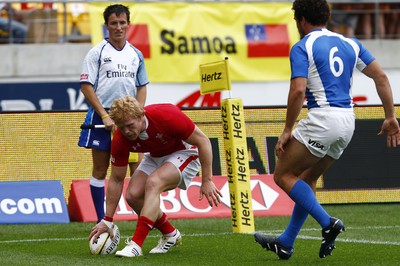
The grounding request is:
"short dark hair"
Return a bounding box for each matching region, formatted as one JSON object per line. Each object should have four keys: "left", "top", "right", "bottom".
{"left": 103, "top": 4, "right": 130, "bottom": 24}
{"left": 292, "top": 0, "right": 330, "bottom": 26}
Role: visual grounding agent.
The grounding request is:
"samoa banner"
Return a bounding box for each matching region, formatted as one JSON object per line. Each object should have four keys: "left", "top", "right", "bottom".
{"left": 89, "top": 2, "right": 298, "bottom": 82}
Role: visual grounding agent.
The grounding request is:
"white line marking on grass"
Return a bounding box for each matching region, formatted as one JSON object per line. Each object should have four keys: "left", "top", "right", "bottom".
{"left": 299, "top": 225, "right": 400, "bottom": 231}
{"left": 0, "top": 238, "right": 86, "bottom": 243}
{"left": 295, "top": 235, "right": 400, "bottom": 246}
{"left": 1, "top": 225, "right": 399, "bottom": 246}
{"left": 0, "top": 234, "right": 163, "bottom": 244}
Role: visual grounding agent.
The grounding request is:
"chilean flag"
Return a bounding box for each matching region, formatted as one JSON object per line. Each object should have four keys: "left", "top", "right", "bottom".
{"left": 127, "top": 24, "right": 151, "bottom": 58}
{"left": 245, "top": 24, "right": 290, "bottom": 58}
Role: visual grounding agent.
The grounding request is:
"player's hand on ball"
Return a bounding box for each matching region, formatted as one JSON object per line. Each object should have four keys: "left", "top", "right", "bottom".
{"left": 88, "top": 223, "right": 120, "bottom": 255}
{"left": 88, "top": 219, "right": 114, "bottom": 243}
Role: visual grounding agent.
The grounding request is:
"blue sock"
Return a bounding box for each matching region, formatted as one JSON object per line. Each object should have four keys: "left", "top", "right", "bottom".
{"left": 288, "top": 180, "right": 330, "bottom": 229}
{"left": 90, "top": 177, "right": 105, "bottom": 223}
{"left": 278, "top": 203, "right": 308, "bottom": 247}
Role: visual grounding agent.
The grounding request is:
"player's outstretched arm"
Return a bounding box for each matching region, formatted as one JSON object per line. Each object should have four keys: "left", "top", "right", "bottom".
{"left": 186, "top": 126, "right": 222, "bottom": 207}
{"left": 362, "top": 61, "right": 400, "bottom": 147}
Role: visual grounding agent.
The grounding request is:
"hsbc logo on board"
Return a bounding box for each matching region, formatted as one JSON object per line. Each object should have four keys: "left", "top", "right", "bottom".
{"left": 68, "top": 175, "right": 294, "bottom": 222}
{"left": 111, "top": 175, "right": 294, "bottom": 219}
{"left": 219, "top": 180, "right": 279, "bottom": 211}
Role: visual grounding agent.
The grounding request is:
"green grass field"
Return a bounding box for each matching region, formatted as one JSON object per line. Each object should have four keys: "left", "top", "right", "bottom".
{"left": 1, "top": 203, "right": 399, "bottom": 266}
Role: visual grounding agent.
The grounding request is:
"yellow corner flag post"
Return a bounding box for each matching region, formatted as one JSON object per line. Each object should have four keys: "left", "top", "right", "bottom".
{"left": 199, "top": 58, "right": 255, "bottom": 234}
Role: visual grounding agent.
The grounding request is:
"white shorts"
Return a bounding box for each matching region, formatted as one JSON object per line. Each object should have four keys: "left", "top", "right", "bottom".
{"left": 136, "top": 148, "right": 200, "bottom": 190}
{"left": 292, "top": 108, "right": 355, "bottom": 159}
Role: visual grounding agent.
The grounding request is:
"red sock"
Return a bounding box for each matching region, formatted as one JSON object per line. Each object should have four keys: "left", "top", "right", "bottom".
{"left": 153, "top": 213, "right": 175, "bottom": 235}
{"left": 132, "top": 216, "right": 154, "bottom": 247}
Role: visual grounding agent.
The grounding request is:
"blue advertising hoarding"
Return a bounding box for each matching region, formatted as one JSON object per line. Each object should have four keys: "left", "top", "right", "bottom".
{"left": 0, "top": 82, "right": 88, "bottom": 111}
{"left": 0, "top": 180, "right": 70, "bottom": 224}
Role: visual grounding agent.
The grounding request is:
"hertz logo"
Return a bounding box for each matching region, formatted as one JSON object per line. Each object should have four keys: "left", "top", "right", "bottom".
{"left": 201, "top": 72, "right": 222, "bottom": 82}
{"left": 160, "top": 29, "right": 237, "bottom": 55}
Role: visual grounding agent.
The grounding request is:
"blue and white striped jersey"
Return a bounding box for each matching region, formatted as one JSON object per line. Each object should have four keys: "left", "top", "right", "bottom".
{"left": 80, "top": 39, "right": 149, "bottom": 108}
{"left": 290, "top": 28, "right": 375, "bottom": 109}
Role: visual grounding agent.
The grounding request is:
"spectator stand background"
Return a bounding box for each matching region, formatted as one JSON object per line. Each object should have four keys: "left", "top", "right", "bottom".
{"left": 329, "top": 2, "right": 400, "bottom": 39}
{"left": 0, "top": 1, "right": 399, "bottom": 44}
{"left": 0, "top": 1, "right": 91, "bottom": 44}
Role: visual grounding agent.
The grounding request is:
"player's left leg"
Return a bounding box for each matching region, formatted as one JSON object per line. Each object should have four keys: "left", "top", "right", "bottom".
{"left": 273, "top": 137, "right": 332, "bottom": 227}
{"left": 125, "top": 169, "right": 147, "bottom": 215}
{"left": 277, "top": 156, "right": 336, "bottom": 249}
{"left": 118, "top": 162, "right": 181, "bottom": 257}
{"left": 149, "top": 151, "right": 199, "bottom": 254}
{"left": 90, "top": 148, "right": 110, "bottom": 223}
{"left": 275, "top": 139, "right": 347, "bottom": 258}
{"left": 255, "top": 138, "right": 325, "bottom": 259}
{"left": 256, "top": 138, "right": 334, "bottom": 259}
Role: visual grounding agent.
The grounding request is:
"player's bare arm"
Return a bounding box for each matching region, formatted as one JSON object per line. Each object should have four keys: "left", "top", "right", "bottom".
{"left": 185, "top": 126, "right": 222, "bottom": 207}
{"left": 88, "top": 165, "right": 127, "bottom": 241}
{"left": 362, "top": 61, "right": 400, "bottom": 147}
{"left": 362, "top": 61, "right": 395, "bottom": 117}
{"left": 276, "top": 77, "right": 307, "bottom": 156}
{"left": 105, "top": 165, "right": 127, "bottom": 217}
{"left": 81, "top": 83, "right": 115, "bottom": 130}
{"left": 136, "top": 85, "right": 147, "bottom": 107}
{"left": 80, "top": 83, "right": 107, "bottom": 118}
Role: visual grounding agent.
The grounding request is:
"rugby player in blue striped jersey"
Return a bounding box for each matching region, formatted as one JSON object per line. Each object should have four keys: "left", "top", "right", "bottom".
{"left": 255, "top": 0, "right": 400, "bottom": 260}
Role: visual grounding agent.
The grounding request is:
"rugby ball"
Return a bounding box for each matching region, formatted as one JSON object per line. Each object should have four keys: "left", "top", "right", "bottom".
{"left": 89, "top": 224, "right": 120, "bottom": 255}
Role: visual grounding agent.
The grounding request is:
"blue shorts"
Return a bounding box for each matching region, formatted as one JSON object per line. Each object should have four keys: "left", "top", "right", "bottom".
{"left": 78, "top": 108, "right": 111, "bottom": 151}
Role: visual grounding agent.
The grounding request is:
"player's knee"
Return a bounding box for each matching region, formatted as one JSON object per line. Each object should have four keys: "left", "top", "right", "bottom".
{"left": 92, "top": 166, "right": 109, "bottom": 179}
{"left": 125, "top": 190, "right": 142, "bottom": 209}
{"left": 91, "top": 173, "right": 107, "bottom": 180}
{"left": 92, "top": 172, "right": 107, "bottom": 180}
{"left": 144, "top": 177, "right": 158, "bottom": 193}
{"left": 273, "top": 171, "right": 292, "bottom": 191}
{"left": 125, "top": 190, "right": 134, "bottom": 203}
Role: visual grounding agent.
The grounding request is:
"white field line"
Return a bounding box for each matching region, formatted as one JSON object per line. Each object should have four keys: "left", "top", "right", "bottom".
{"left": 257, "top": 225, "right": 400, "bottom": 246}
{"left": 0, "top": 225, "right": 399, "bottom": 246}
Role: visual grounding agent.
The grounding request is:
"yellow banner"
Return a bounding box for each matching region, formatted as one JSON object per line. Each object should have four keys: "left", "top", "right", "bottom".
{"left": 221, "top": 98, "right": 255, "bottom": 233}
{"left": 199, "top": 58, "right": 231, "bottom": 95}
{"left": 89, "top": 2, "right": 298, "bottom": 83}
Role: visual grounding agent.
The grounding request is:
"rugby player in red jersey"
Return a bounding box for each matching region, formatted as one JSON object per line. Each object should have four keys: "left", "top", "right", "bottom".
{"left": 89, "top": 95, "right": 222, "bottom": 258}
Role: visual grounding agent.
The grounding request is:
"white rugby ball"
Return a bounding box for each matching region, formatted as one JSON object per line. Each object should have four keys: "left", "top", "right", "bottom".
{"left": 89, "top": 224, "right": 120, "bottom": 255}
